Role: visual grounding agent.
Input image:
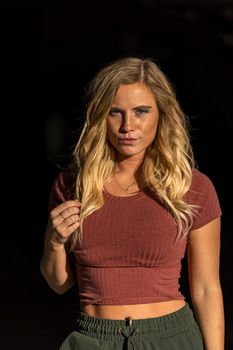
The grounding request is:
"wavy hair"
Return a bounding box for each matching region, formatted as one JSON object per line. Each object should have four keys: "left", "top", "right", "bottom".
{"left": 70, "top": 57, "right": 196, "bottom": 248}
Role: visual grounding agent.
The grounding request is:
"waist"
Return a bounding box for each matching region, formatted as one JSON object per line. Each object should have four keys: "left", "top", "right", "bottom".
{"left": 82, "top": 300, "right": 186, "bottom": 320}
{"left": 77, "top": 302, "right": 197, "bottom": 342}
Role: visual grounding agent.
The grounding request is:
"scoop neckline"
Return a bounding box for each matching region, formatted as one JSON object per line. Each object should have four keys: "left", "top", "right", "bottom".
{"left": 103, "top": 187, "right": 146, "bottom": 199}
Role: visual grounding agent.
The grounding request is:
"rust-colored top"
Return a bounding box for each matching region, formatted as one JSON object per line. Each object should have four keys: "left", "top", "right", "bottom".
{"left": 49, "top": 168, "right": 221, "bottom": 306}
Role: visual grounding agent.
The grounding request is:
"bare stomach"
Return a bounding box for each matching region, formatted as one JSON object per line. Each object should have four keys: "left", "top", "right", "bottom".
{"left": 82, "top": 300, "right": 186, "bottom": 320}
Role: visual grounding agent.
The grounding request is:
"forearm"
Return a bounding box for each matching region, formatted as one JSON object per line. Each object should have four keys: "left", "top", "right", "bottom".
{"left": 40, "top": 237, "right": 76, "bottom": 294}
{"left": 191, "top": 288, "right": 224, "bottom": 350}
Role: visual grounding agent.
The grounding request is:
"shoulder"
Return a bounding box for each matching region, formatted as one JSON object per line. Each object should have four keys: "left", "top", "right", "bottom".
{"left": 48, "top": 166, "right": 77, "bottom": 211}
{"left": 187, "top": 168, "right": 222, "bottom": 230}
{"left": 55, "top": 167, "right": 75, "bottom": 193}
{"left": 187, "top": 168, "right": 221, "bottom": 198}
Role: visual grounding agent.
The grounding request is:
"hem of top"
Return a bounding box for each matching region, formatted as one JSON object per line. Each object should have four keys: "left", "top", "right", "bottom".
{"left": 191, "top": 212, "right": 222, "bottom": 230}
{"left": 80, "top": 296, "right": 185, "bottom": 307}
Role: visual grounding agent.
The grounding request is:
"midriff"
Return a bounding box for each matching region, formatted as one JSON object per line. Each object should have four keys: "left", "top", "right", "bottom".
{"left": 82, "top": 300, "right": 186, "bottom": 320}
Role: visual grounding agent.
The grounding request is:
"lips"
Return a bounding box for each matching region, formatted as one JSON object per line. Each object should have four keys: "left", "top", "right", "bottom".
{"left": 118, "top": 138, "right": 138, "bottom": 145}
{"left": 118, "top": 138, "right": 137, "bottom": 141}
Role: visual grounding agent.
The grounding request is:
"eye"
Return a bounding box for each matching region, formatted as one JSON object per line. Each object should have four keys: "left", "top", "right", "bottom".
{"left": 135, "top": 108, "right": 150, "bottom": 115}
{"left": 109, "top": 108, "right": 122, "bottom": 117}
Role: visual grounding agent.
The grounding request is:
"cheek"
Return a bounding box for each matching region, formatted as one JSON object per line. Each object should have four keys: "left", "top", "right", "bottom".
{"left": 106, "top": 117, "right": 120, "bottom": 136}
{"left": 144, "top": 120, "right": 159, "bottom": 142}
{"left": 106, "top": 119, "right": 115, "bottom": 133}
{"left": 106, "top": 123, "right": 117, "bottom": 146}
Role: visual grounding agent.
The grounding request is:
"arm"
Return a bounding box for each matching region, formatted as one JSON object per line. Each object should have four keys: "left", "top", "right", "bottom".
{"left": 187, "top": 218, "right": 225, "bottom": 350}
{"left": 40, "top": 200, "right": 81, "bottom": 294}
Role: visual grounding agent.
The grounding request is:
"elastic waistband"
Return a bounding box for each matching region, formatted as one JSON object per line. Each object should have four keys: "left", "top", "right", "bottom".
{"left": 77, "top": 303, "right": 196, "bottom": 341}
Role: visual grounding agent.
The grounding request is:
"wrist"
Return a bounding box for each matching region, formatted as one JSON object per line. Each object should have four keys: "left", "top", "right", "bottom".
{"left": 45, "top": 236, "right": 66, "bottom": 252}
{"left": 45, "top": 225, "right": 68, "bottom": 250}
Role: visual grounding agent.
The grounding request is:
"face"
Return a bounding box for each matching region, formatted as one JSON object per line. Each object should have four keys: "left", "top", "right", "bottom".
{"left": 106, "top": 83, "right": 159, "bottom": 160}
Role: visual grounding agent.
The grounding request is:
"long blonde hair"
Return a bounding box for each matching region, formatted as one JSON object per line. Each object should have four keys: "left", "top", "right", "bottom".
{"left": 71, "top": 57, "right": 195, "bottom": 247}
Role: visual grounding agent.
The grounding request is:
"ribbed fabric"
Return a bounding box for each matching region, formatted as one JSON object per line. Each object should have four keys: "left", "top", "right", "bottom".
{"left": 49, "top": 168, "right": 222, "bottom": 307}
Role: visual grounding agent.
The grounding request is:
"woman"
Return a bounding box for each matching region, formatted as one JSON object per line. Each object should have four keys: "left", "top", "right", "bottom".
{"left": 40, "top": 57, "right": 224, "bottom": 349}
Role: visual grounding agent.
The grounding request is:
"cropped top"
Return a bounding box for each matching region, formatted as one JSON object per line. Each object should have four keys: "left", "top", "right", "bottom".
{"left": 49, "top": 168, "right": 222, "bottom": 306}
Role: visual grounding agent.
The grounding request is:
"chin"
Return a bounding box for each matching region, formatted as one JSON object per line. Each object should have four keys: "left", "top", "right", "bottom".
{"left": 116, "top": 148, "right": 145, "bottom": 158}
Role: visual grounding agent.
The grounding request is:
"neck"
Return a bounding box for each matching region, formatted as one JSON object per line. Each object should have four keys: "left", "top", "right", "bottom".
{"left": 115, "top": 153, "right": 144, "bottom": 175}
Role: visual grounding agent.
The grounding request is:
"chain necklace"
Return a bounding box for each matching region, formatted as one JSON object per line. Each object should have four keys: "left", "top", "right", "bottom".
{"left": 114, "top": 174, "right": 140, "bottom": 192}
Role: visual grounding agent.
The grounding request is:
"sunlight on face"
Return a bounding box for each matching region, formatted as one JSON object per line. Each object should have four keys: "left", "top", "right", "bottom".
{"left": 106, "top": 83, "right": 159, "bottom": 161}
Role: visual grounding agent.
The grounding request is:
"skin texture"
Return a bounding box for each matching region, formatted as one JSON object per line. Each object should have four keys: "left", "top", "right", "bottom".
{"left": 187, "top": 218, "right": 224, "bottom": 350}
{"left": 106, "top": 83, "right": 159, "bottom": 161}
{"left": 105, "top": 82, "right": 160, "bottom": 194}
{"left": 40, "top": 200, "right": 80, "bottom": 293}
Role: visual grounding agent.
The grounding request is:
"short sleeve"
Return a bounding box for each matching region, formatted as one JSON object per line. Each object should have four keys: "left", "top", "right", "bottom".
{"left": 48, "top": 168, "right": 75, "bottom": 213}
{"left": 186, "top": 169, "right": 222, "bottom": 230}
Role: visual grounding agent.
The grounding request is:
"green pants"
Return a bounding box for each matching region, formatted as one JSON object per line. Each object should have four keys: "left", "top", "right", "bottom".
{"left": 59, "top": 303, "right": 204, "bottom": 350}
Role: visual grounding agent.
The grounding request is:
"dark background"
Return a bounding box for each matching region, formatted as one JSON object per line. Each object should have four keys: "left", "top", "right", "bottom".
{"left": 1, "top": 0, "right": 232, "bottom": 349}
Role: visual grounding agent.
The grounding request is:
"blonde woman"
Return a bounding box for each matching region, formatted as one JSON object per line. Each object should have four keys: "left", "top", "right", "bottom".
{"left": 40, "top": 57, "right": 224, "bottom": 350}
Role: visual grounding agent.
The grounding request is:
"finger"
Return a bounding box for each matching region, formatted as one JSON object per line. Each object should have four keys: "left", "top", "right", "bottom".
{"left": 51, "top": 208, "right": 80, "bottom": 229}
{"left": 65, "top": 220, "right": 81, "bottom": 236}
{"left": 53, "top": 218, "right": 80, "bottom": 242}
{"left": 63, "top": 214, "right": 80, "bottom": 226}
{"left": 59, "top": 206, "right": 81, "bottom": 220}
{"left": 55, "top": 213, "right": 80, "bottom": 234}
{"left": 51, "top": 200, "right": 81, "bottom": 219}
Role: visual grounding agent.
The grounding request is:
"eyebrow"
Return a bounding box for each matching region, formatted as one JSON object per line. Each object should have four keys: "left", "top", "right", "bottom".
{"left": 110, "top": 105, "right": 153, "bottom": 110}
{"left": 133, "top": 105, "right": 152, "bottom": 110}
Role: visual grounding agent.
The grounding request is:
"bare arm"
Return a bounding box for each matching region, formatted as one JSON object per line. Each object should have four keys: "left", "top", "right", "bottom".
{"left": 40, "top": 200, "right": 81, "bottom": 294}
{"left": 187, "top": 218, "right": 224, "bottom": 350}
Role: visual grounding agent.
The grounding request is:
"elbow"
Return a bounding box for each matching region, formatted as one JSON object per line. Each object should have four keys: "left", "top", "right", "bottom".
{"left": 44, "top": 277, "right": 72, "bottom": 295}
{"left": 40, "top": 261, "right": 48, "bottom": 283}
{"left": 40, "top": 262, "right": 72, "bottom": 295}
{"left": 50, "top": 281, "right": 76, "bottom": 295}
{"left": 51, "top": 285, "right": 69, "bottom": 295}
{"left": 190, "top": 285, "right": 223, "bottom": 305}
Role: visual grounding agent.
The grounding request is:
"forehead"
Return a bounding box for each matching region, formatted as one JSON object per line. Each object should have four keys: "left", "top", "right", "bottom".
{"left": 113, "top": 83, "right": 155, "bottom": 104}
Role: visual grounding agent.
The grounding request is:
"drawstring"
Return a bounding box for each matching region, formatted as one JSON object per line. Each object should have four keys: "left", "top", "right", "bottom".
{"left": 118, "top": 317, "right": 139, "bottom": 350}
{"left": 120, "top": 328, "right": 138, "bottom": 350}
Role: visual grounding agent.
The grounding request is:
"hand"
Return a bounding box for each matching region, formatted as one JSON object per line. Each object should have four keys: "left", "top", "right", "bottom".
{"left": 46, "top": 200, "right": 81, "bottom": 246}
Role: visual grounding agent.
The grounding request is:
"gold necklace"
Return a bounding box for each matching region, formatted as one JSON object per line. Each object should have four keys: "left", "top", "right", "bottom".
{"left": 114, "top": 174, "right": 139, "bottom": 192}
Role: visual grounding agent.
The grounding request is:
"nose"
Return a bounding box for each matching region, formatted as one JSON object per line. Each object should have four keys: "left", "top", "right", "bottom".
{"left": 120, "top": 113, "right": 135, "bottom": 133}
